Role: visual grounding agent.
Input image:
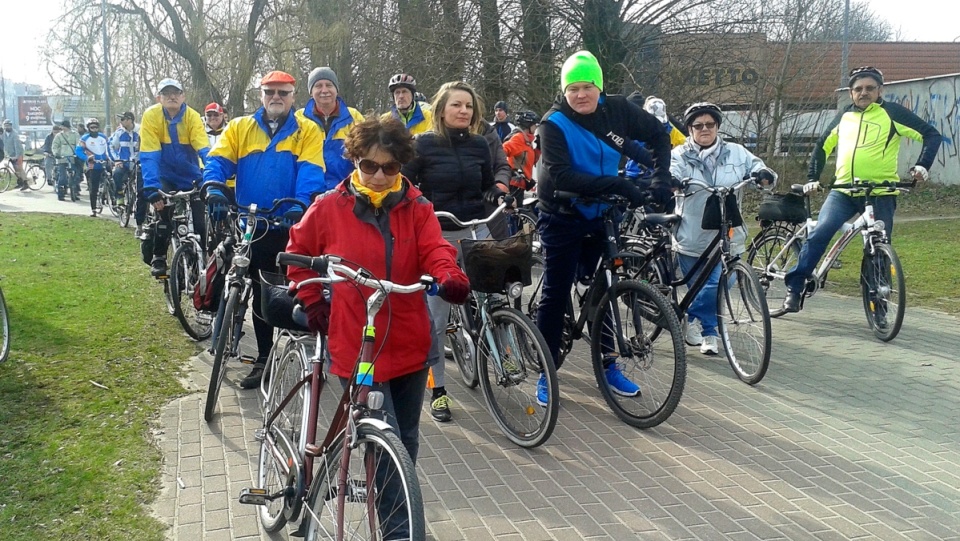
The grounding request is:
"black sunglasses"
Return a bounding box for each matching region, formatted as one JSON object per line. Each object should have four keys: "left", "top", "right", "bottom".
{"left": 357, "top": 159, "right": 402, "bottom": 176}
{"left": 263, "top": 89, "right": 293, "bottom": 97}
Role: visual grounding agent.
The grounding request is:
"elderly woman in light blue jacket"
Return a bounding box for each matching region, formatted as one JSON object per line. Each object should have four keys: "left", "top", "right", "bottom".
{"left": 670, "top": 102, "right": 776, "bottom": 355}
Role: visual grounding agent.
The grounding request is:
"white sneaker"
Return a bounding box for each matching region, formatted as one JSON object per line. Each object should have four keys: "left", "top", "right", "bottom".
{"left": 684, "top": 318, "right": 702, "bottom": 346}
{"left": 700, "top": 335, "right": 719, "bottom": 355}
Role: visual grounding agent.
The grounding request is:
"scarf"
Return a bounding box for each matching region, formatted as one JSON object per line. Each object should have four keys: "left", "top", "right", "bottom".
{"left": 349, "top": 169, "right": 403, "bottom": 208}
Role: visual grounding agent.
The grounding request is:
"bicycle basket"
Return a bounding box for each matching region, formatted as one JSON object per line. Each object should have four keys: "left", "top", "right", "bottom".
{"left": 758, "top": 193, "right": 807, "bottom": 224}
{"left": 459, "top": 233, "right": 534, "bottom": 294}
{"left": 701, "top": 193, "right": 744, "bottom": 230}
{"left": 259, "top": 271, "right": 311, "bottom": 333}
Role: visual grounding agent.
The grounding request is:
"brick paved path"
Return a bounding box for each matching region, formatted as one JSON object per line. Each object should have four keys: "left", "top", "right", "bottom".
{"left": 152, "top": 293, "right": 960, "bottom": 540}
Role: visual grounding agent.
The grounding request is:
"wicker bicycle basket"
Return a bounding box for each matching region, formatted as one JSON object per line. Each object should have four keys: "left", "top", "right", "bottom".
{"left": 458, "top": 233, "right": 534, "bottom": 294}
{"left": 758, "top": 193, "right": 808, "bottom": 224}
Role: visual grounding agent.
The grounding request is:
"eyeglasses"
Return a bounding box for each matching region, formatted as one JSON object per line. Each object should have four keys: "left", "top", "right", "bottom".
{"left": 263, "top": 89, "right": 293, "bottom": 97}
{"left": 160, "top": 90, "right": 183, "bottom": 97}
{"left": 691, "top": 122, "right": 717, "bottom": 131}
{"left": 357, "top": 159, "right": 402, "bottom": 176}
{"left": 852, "top": 85, "right": 878, "bottom": 94}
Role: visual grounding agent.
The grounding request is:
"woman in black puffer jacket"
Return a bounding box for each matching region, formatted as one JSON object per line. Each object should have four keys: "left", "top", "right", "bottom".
{"left": 402, "top": 80, "right": 507, "bottom": 423}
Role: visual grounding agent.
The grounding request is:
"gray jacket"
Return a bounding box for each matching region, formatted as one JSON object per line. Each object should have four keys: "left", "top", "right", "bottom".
{"left": 670, "top": 137, "right": 776, "bottom": 257}
{"left": 2, "top": 129, "right": 24, "bottom": 159}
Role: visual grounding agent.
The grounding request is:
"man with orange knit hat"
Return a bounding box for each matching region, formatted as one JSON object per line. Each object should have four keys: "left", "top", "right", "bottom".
{"left": 204, "top": 70, "right": 326, "bottom": 389}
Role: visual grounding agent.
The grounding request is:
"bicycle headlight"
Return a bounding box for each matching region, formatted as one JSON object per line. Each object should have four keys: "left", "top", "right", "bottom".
{"left": 177, "top": 224, "right": 189, "bottom": 237}
{"left": 506, "top": 281, "right": 524, "bottom": 300}
{"left": 872, "top": 220, "right": 885, "bottom": 233}
{"left": 367, "top": 391, "right": 385, "bottom": 411}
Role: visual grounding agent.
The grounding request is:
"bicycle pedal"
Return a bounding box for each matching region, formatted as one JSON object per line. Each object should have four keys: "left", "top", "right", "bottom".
{"left": 239, "top": 355, "right": 258, "bottom": 365}
{"left": 238, "top": 488, "right": 270, "bottom": 506}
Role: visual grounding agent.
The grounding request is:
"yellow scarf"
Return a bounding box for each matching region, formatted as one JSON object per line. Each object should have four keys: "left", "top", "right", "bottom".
{"left": 350, "top": 169, "right": 403, "bottom": 208}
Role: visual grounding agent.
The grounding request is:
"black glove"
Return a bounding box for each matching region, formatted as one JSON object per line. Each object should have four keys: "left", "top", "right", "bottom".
{"left": 483, "top": 185, "right": 509, "bottom": 206}
{"left": 647, "top": 183, "right": 674, "bottom": 208}
{"left": 281, "top": 209, "right": 303, "bottom": 228}
{"left": 753, "top": 168, "right": 776, "bottom": 185}
{"left": 615, "top": 178, "right": 646, "bottom": 208}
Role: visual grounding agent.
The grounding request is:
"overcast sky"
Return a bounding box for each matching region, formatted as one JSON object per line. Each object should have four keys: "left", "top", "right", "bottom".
{"left": 1, "top": 0, "right": 955, "bottom": 90}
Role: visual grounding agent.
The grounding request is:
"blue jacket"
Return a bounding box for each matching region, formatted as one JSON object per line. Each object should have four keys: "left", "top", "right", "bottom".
{"left": 108, "top": 126, "right": 140, "bottom": 162}
{"left": 203, "top": 107, "right": 326, "bottom": 213}
{"left": 297, "top": 97, "right": 364, "bottom": 190}
{"left": 141, "top": 103, "right": 210, "bottom": 192}
{"left": 76, "top": 133, "right": 110, "bottom": 170}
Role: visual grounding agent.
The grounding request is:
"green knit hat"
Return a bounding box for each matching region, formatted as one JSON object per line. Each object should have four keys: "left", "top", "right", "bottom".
{"left": 561, "top": 50, "right": 604, "bottom": 92}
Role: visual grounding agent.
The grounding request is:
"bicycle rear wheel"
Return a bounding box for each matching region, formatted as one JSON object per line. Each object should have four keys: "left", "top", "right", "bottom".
{"left": 477, "top": 306, "right": 558, "bottom": 448}
{"left": 0, "top": 286, "right": 9, "bottom": 363}
{"left": 170, "top": 243, "right": 213, "bottom": 340}
{"left": 205, "top": 286, "right": 240, "bottom": 422}
{"left": 717, "top": 261, "right": 771, "bottom": 384}
{"left": 447, "top": 300, "right": 478, "bottom": 389}
{"left": 591, "top": 280, "right": 686, "bottom": 428}
{"left": 860, "top": 243, "right": 905, "bottom": 342}
{"left": 747, "top": 230, "right": 799, "bottom": 318}
{"left": 257, "top": 340, "right": 311, "bottom": 532}
{"left": 305, "top": 425, "right": 424, "bottom": 541}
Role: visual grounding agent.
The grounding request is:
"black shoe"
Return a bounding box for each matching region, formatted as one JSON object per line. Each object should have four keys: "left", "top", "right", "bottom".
{"left": 430, "top": 393, "right": 452, "bottom": 422}
{"left": 150, "top": 258, "right": 168, "bottom": 277}
{"left": 19, "top": 184, "right": 29, "bottom": 191}
{"left": 782, "top": 292, "right": 801, "bottom": 313}
{"left": 240, "top": 364, "right": 267, "bottom": 390}
{"left": 58, "top": 196, "right": 65, "bottom": 201}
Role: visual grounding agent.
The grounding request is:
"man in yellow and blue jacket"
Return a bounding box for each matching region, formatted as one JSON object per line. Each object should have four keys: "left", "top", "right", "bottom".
{"left": 381, "top": 73, "right": 433, "bottom": 135}
{"left": 783, "top": 66, "right": 942, "bottom": 315}
{"left": 204, "top": 70, "right": 326, "bottom": 389}
{"left": 297, "top": 66, "right": 364, "bottom": 190}
{"left": 140, "top": 78, "right": 210, "bottom": 277}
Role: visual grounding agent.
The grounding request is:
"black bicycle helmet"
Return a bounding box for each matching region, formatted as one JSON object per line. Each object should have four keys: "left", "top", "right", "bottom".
{"left": 514, "top": 111, "right": 540, "bottom": 128}
{"left": 682, "top": 102, "right": 722, "bottom": 128}
{"left": 848, "top": 66, "right": 884, "bottom": 87}
{"left": 388, "top": 73, "right": 417, "bottom": 93}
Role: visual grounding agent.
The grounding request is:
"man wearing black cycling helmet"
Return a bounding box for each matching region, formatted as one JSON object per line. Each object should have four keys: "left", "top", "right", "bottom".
{"left": 782, "top": 66, "right": 941, "bottom": 314}
{"left": 382, "top": 73, "right": 433, "bottom": 135}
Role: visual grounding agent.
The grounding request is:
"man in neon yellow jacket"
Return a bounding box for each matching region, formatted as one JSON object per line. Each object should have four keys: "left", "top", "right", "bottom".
{"left": 140, "top": 78, "right": 210, "bottom": 277}
{"left": 204, "top": 70, "right": 326, "bottom": 389}
{"left": 783, "top": 66, "right": 941, "bottom": 315}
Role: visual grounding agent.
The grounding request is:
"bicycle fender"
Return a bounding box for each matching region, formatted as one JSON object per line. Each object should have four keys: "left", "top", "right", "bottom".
{"left": 357, "top": 417, "right": 394, "bottom": 434}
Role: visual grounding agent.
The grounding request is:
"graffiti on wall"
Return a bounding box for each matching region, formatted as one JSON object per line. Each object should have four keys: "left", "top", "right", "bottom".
{"left": 882, "top": 75, "right": 960, "bottom": 184}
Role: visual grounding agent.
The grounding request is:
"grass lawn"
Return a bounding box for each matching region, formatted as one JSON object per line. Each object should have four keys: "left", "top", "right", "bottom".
{"left": 0, "top": 213, "right": 200, "bottom": 540}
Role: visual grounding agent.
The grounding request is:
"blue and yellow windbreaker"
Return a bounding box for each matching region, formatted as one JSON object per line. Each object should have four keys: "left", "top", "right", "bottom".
{"left": 380, "top": 101, "right": 433, "bottom": 135}
{"left": 296, "top": 97, "right": 364, "bottom": 190}
{"left": 203, "top": 107, "right": 325, "bottom": 212}
{"left": 140, "top": 103, "right": 209, "bottom": 193}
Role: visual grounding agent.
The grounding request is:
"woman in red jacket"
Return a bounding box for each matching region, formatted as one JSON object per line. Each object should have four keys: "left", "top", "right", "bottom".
{"left": 286, "top": 117, "right": 469, "bottom": 473}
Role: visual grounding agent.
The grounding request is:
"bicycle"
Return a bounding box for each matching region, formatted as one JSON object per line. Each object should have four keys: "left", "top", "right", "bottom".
{"left": 1, "top": 281, "right": 9, "bottom": 363}
{"left": 624, "top": 175, "right": 773, "bottom": 385}
{"left": 116, "top": 160, "right": 139, "bottom": 228}
{"left": 241, "top": 253, "right": 431, "bottom": 540}
{"left": 437, "top": 201, "right": 558, "bottom": 448}
{"left": 203, "top": 181, "right": 306, "bottom": 422}
{"left": 93, "top": 161, "right": 119, "bottom": 217}
{"left": 747, "top": 179, "right": 915, "bottom": 342}
{"left": 526, "top": 192, "right": 687, "bottom": 428}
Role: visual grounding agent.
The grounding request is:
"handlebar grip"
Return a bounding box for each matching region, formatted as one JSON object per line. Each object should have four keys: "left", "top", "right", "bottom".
{"left": 427, "top": 283, "right": 441, "bottom": 297}
{"left": 554, "top": 190, "right": 580, "bottom": 200}
{"left": 277, "top": 253, "right": 329, "bottom": 275}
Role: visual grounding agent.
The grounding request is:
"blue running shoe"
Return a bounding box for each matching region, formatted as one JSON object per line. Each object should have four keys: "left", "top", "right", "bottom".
{"left": 536, "top": 372, "right": 549, "bottom": 407}
{"left": 605, "top": 363, "right": 641, "bottom": 397}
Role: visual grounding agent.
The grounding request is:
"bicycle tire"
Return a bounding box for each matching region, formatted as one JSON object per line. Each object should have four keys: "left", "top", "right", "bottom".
{"left": 205, "top": 286, "right": 240, "bottom": 422}
{"left": 257, "top": 341, "right": 311, "bottom": 531}
{"left": 590, "top": 279, "right": 686, "bottom": 428}
{"left": 447, "top": 300, "right": 479, "bottom": 389}
{"left": 717, "top": 261, "right": 772, "bottom": 385}
{"left": 119, "top": 181, "right": 134, "bottom": 228}
{"left": 25, "top": 164, "right": 45, "bottom": 190}
{"left": 305, "top": 424, "right": 425, "bottom": 541}
{"left": 170, "top": 243, "right": 213, "bottom": 340}
{"left": 748, "top": 230, "right": 800, "bottom": 318}
{"left": 860, "top": 243, "right": 905, "bottom": 342}
{"left": 477, "top": 306, "right": 558, "bottom": 448}
{"left": 0, "top": 166, "right": 13, "bottom": 192}
{"left": 0, "top": 286, "right": 9, "bottom": 363}
{"left": 106, "top": 181, "right": 121, "bottom": 217}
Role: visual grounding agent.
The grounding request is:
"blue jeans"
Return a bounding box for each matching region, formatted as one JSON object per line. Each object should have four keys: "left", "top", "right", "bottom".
{"left": 338, "top": 367, "right": 428, "bottom": 538}
{"left": 677, "top": 254, "right": 722, "bottom": 337}
{"left": 784, "top": 191, "right": 897, "bottom": 293}
{"left": 535, "top": 211, "right": 605, "bottom": 370}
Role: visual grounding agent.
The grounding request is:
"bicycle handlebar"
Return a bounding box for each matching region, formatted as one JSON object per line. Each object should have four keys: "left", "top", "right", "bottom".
{"left": 681, "top": 176, "right": 759, "bottom": 194}
{"left": 553, "top": 190, "right": 632, "bottom": 206}
{"left": 434, "top": 200, "right": 510, "bottom": 229}
{"left": 202, "top": 181, "right": 307, "bottom": 216}
{"left": 789, "top": 179, "right": 916, "bottom": 196}
{"left": 278, "top": 253, "right": 439, "bottom": 296}
{"left": 158, "top": 185, "right": 202, "bottom": 201}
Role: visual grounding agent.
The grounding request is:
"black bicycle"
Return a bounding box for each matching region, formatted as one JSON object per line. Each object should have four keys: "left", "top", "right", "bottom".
{"left": 526, "top": 192, "right": 686, "bottom": 428}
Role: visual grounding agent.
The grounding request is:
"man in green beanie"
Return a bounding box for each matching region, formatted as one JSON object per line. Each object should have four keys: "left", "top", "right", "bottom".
{"left": 533, "top": 49, "right": 674, "bottom": 404}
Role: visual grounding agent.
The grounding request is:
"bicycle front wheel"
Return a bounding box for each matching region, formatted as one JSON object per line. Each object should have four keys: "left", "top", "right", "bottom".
{"left": 860, "top": 243, "right": 905, "bottom": 342}
{"left": 305, "top": 425, "right": 425, "bottom": 541}
{"left": 0, "top": 286, "right": 9, "bottom": 363}
{"left": 0, "top": 166, "right": 13, "bottom": 192}
{"left": 447, "top": 300, "right": 478, "bottom": 389}
{"left": 748, "top": 230, "right": 800, "bottom": 318}
{"left": 717, "top": 261, "right": 772, "bottom": 385}
{"left": 477, "top": 306, "right": 558, "bottom": 448}
{"left": 257, "top": 340, "right": 311, "bottom": 531}
{"left": 205, "top": 286, "right": 240, "bottom": 422}
{"left": 26, "top": 164, "right": 46, "bottom": 190}
{"left": 170, "top": 243, "right": 213, "bottom": 340}
{"left": 591, "top": 280, "right": 686, "bottom": 428}
{"left": 119, "top": 181, "right": 134, "bottom": 228}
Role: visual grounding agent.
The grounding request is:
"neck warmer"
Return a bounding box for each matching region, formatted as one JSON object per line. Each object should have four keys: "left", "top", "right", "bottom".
{"left": 349, "top": 169, "right": 403, "bottom": 208}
